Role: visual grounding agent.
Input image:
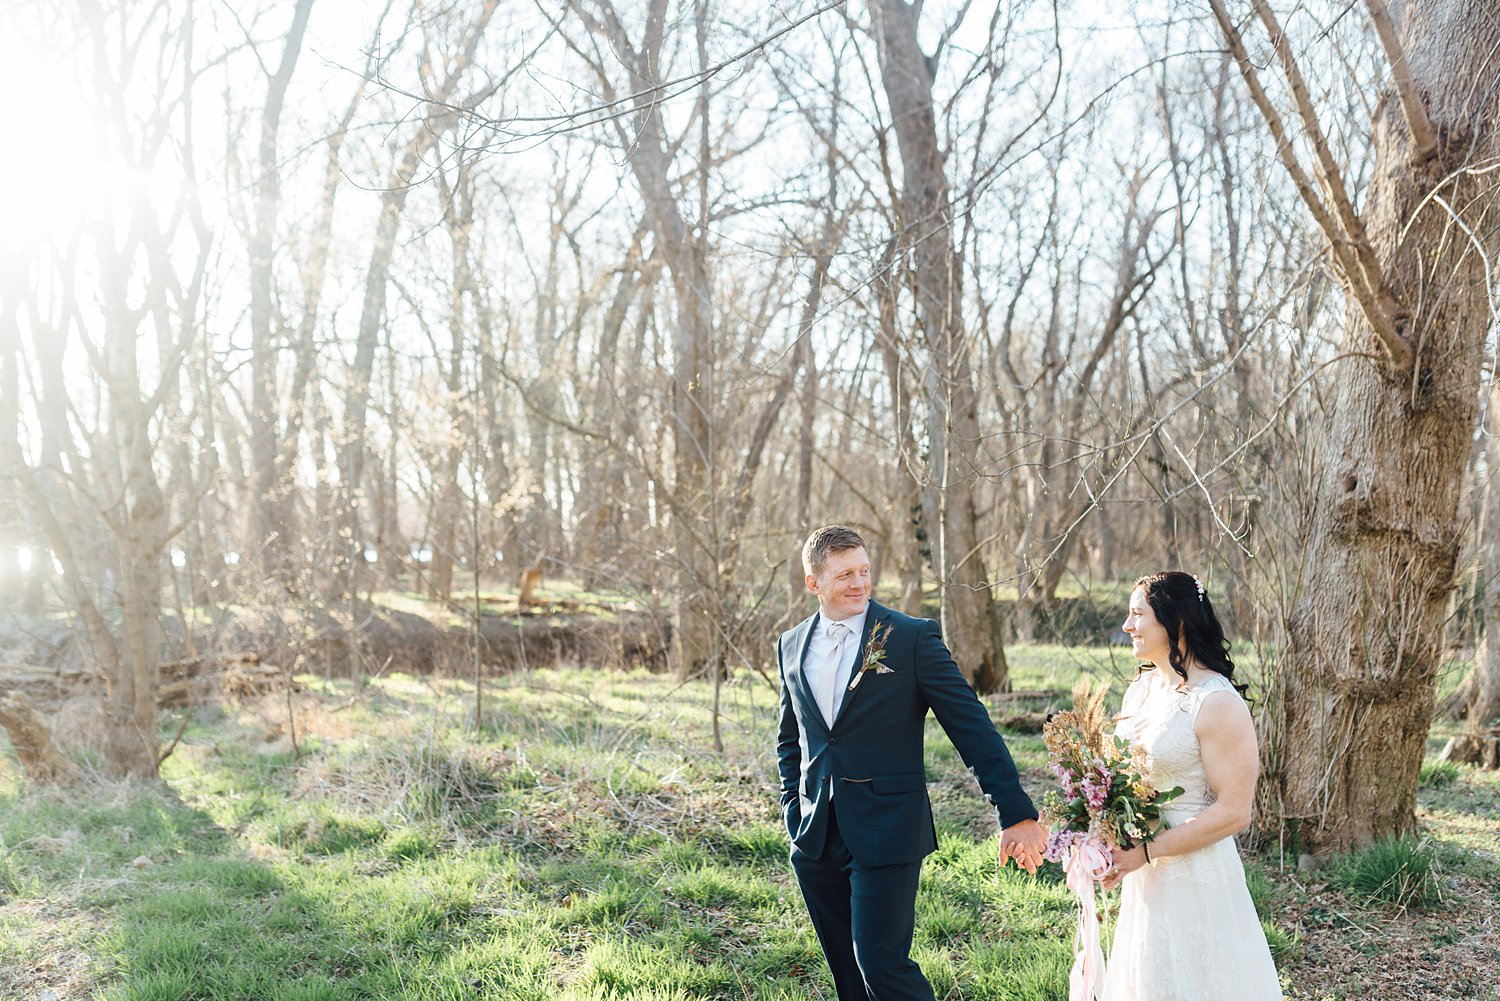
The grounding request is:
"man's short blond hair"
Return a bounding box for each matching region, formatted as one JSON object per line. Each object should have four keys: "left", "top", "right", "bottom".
{"left": 802, "top": 525, "right": 866, "bottom": 576}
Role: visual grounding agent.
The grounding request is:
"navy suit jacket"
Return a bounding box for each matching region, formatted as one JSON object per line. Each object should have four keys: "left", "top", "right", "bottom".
{"left": 776, "top": 600, "right": 1038, "bottom": 866}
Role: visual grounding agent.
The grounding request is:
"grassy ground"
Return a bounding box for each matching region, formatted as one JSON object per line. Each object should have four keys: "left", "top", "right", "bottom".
{"left": 0, "top": 647, "right": 1496, "bottom": 1000}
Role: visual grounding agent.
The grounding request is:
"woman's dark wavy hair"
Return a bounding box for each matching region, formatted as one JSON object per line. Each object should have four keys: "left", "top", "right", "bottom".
{"left": 1135, "top": 571, "right": 1248, "bottom": 698}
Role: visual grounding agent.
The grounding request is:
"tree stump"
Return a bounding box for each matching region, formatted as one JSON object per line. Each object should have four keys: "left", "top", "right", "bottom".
{"left": 518, "top": 564, "right": 543, "bottom": 610}
{"left": 1439, "top": 728, "right": 1500, "bottom": 769}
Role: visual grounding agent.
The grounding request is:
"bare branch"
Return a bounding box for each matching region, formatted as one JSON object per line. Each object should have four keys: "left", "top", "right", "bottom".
{"left": 1253, "top": 2, "right": 1402, "bottom": 340}
{"left": 1208, "top": 0, "right": 1412, "bottom": 371}
{"left": 1365, "top": 0, "right": 1440, "bottom": 157}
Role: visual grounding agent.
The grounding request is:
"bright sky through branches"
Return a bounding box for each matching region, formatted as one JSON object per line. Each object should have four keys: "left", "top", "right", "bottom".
{"left": 0, "top": 27, "right": 109, "bottom": 245}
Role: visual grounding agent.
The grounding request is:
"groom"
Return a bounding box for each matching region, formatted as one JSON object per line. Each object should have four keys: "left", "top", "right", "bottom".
{"left": 776, "top": 525, "right": 1046, "bottom": 1001}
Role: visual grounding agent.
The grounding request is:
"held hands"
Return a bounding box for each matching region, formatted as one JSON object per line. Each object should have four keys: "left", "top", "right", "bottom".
{"left": 997, "top": 818, "right": 1047, "bottom": 875}
{"left": 1099, "top": 844, "right": 1149, "bottom": 890}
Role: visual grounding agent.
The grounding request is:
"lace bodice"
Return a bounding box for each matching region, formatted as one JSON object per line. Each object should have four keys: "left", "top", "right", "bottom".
{"left": 1114, "top": 669, "right": 1239, "bottom": 823}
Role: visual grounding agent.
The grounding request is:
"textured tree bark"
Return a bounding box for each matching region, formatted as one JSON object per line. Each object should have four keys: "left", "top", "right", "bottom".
{"left": 1254, "top": 2, "right": 1500, "bottom": 848}
{"left": 870, "top": 0, "right": 1007, "bottom": 692}
{"left": 106, "top": 310, "right": 169, "bottom": 779}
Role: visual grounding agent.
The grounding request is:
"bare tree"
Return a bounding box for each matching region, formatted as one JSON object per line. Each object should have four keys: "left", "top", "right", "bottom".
{"left": 0, "top": 0, "right": 219, "bottom": 777}
{"left": 869, "top": 0, "right": 1011, "bottom": 691}
{"left": 1211, "top": 0, "right": 1500, "bottom": 848}
{"left": 558, "top": 0, "right": 727, "bottom": 679}
{"left": 247, "top": 0, "right": 317, "bottom": 585}
{"left": 335, "top": 0, "right": 501, "bottom": 609}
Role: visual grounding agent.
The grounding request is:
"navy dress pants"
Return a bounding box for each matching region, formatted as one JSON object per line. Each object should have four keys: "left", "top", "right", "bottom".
{"left": 790, "top": 800, "right": 934, "bottom": 1001}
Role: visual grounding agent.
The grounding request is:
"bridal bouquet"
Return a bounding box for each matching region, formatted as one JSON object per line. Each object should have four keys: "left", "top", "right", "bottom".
{"left": 1038, "top": 677, "right": 1180, "bottom": 1001}
{"left": 1040, "top": 676, "right": 1181, "bottom": 859}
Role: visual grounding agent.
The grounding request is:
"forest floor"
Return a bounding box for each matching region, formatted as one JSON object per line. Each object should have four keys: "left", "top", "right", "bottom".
{"left": 0, "top": 644, "right": 1495, "bottom": 1000}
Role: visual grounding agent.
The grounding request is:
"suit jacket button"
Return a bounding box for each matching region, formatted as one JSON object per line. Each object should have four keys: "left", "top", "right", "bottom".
{"left": 828, "top": 737, "right": 837, "bottom": 744}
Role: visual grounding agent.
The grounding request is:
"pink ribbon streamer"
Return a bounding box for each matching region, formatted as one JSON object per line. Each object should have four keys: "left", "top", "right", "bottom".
{"left": 1064, "top": 840, "right": 1113, "bottom": 1001}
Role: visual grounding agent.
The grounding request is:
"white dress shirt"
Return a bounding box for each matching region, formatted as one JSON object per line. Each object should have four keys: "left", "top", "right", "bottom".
{"left": 805, "top": 607, "right": 868, "bottom": 729}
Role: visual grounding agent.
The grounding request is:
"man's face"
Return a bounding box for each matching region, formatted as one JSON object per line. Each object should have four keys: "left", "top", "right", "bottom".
{"left": 805, "top": 546, "right": 871, "bottom": 621}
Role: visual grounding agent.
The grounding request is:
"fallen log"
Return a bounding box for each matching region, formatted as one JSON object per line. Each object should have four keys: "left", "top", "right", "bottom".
{"left": 0, "top": 652, "right": 286, "bottom": 709}
{"left": 993, "top": 710, "right": 1050, "bottom": 733}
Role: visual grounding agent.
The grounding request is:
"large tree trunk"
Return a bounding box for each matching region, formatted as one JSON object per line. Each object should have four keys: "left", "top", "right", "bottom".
{"left": 105, "top": 296, "right": 170, "bottom": 778}
{"left": 1245, "top": 1, "right": 1500, "bottom": 849}
{"left": 870, "top": 0, "right": 1006, "bottom": 692}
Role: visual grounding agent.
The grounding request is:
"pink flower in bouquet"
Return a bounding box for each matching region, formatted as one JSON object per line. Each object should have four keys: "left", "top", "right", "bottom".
{"left": 1043, "top": 828, "right": 1105, "bottom": 865}
{"left": 1051, "top": 763, "right": 1078, "bottom": 800}
{"left": 1081, "top": 773, "right": 1111, "bottom": 812}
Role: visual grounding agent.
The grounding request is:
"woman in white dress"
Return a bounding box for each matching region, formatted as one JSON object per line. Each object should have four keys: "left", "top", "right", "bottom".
{"left": 1099, "top": 571, "right": 1283, "bottom": 1000}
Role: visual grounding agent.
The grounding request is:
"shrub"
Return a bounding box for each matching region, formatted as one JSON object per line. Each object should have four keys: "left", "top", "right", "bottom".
{"left": 395, "top": 744, "right": 503, "bottom": 823}
{"left": 303, "top": 812, "right": 386, "bottom": 855}
{"left": 304, "top": 740, "right": 506, "bottom": 833}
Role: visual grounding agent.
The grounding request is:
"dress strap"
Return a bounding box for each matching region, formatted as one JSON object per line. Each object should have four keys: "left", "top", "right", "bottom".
{"left": 1184, "top": 674, "right": 1237, "bottom": 723}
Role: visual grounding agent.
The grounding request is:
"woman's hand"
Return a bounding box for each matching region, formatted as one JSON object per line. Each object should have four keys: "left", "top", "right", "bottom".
{"left": 1100, "top": 844, "right": 1148, "bottom": 889}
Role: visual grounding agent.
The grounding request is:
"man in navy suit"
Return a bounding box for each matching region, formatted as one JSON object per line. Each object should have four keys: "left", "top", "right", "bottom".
{"left": 777, "top": 525, "right": 1046, "bottom": 1000}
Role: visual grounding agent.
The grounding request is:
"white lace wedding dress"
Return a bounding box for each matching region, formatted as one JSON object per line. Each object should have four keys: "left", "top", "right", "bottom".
{"left": 1102, "top": 669, "right": 1283, "bottom": 1000}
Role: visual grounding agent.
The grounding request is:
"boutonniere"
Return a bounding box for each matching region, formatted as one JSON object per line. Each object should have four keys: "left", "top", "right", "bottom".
{"left": 846, "top": 620, "right": 895, "bottom": 692}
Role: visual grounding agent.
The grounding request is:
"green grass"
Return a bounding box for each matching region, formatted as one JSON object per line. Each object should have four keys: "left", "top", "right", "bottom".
{"left": 2, "top": 643, "right": 1491, "bottom": 999}
{"left": 1419, "top": 758, "right": 1461, "bottom": 788}
{"left": 1327, "top": 836, "right": 1444, "bottom": 911}
{"left": 0, "top": 665, "right": 1081, "bottom": 999}
{"left": 1243, "top": 861, "right": 1301, "bottom": 963}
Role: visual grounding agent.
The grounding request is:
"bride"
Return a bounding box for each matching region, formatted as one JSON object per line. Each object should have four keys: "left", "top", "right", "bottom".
{"left": 1099, "top": 571, "right": 1283, "bottom": 1000}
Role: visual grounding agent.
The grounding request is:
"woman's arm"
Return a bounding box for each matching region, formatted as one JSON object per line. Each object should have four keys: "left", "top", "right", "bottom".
{"left": 1103, "top": 691, "right": 1257, "bottom": 886}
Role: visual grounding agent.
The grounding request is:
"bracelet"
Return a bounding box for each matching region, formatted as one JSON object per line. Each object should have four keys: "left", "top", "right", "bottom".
{"left": 1142, "top": 841, "right": 1154, "bottom": 865}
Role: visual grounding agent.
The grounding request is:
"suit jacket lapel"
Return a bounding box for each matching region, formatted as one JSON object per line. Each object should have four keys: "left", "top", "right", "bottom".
{"left": 834, "top": 601, "right": 887, "bottom": 725}
{"left": 787, "top": 613, "right": 825, "bottom": 732}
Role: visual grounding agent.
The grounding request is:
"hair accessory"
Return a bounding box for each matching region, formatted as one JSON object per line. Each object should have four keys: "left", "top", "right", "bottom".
{"left": 1192, "top": 576, "right": 1205, "bottom": 602}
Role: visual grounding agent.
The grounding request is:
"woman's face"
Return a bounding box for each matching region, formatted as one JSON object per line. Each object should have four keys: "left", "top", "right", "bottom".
{"left": 1122, "top": 586, "right": 1171, "bottom": 666}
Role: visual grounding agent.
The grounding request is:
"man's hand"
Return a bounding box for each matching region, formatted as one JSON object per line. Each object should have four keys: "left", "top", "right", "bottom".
{"left": 998, "top": 818, "right": 1047, "bottom": 875}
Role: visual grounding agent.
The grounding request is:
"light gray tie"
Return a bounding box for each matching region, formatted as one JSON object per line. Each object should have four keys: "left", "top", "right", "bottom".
{"left": 818, "top": 621, "right": 850, "bottom": 728}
